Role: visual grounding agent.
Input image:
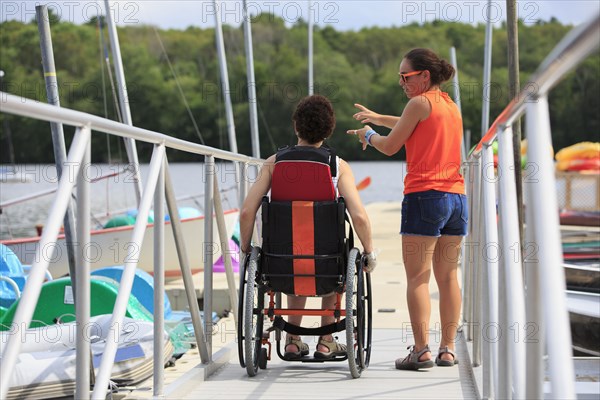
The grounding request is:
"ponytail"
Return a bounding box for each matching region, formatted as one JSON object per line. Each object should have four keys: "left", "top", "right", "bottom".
{"left": 404, "top": 48, "right": 454, "bottom": 85}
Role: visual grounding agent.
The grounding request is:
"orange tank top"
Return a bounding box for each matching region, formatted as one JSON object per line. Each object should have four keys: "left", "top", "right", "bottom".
{"left": 403, "top": 90, "right": 465, "bottom": 195}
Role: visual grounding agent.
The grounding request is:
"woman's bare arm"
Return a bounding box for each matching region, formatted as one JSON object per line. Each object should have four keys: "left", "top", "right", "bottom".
{"left": 337, "top": 159, "right": 373, "bottom": 254}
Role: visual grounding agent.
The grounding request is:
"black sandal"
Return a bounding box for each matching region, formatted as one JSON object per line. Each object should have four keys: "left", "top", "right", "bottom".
{"left": 435, "top": 346, "right": 459, "bottom": 366}
{"left": 395, "top": 345, "right": 434, "bottom": 370}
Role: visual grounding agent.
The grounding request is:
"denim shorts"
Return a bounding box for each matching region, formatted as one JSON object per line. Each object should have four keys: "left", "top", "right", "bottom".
{"left": 400, "top": 190, "right": 468, "bottom": 237}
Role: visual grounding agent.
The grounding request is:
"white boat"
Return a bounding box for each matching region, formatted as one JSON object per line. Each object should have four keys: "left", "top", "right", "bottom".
{"left": 0, "top": 314, "right": 174, "bottom": 400}
{"left": 564, "top": 262, "right": 600, "bottom": 293}
{"left": 1, "top": 210, "right": 239, "bottom": 281}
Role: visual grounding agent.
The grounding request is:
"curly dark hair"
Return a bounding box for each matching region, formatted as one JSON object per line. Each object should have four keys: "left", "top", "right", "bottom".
{"left": 292, "top": 95, "right": 336, "bottom": 144}
{"left": 404, "top": 48, "right": 455, "bottom": 86}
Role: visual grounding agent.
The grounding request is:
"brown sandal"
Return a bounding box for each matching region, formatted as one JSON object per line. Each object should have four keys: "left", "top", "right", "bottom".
{"left": 435, "top": 346, "right": 459, "bottom": 366}
{"left": 314, "top": 337, "right": 347, "bottom": 359}
{"left": 284, "top": 336, "right": 309, "bottom": 360}
{"left": 395, "top": 345, "right": 434, "bottom": 370}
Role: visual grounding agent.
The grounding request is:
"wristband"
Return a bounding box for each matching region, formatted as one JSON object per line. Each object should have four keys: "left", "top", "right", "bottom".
{"left": 365, "top": 129, "right": 378, "bottom": 146}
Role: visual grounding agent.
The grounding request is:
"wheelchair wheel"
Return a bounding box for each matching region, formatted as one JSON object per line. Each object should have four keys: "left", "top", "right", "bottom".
{"left": 358, "top": 255, "right": 373, "bottom": 368}
{"left": 243, "top": 247, "right": 264, "bottom": 376}
{"left": 345, "top": 248, "right": 363, "bottom": 378}
{"left": 237, "top": 251, "right": 249, "bottom": 368}
{"left": 258, "top": 347, "right": 268, "bottom": 369}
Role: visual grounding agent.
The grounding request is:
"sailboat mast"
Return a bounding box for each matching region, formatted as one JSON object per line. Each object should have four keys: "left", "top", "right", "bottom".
{"left": 35, "top": 5, "right": 78, "bottom": 291}
{"left": 103, "top": 0, "right": 143, "bottom": 204}
{"left": 481, "top": 0, "right": 493, "bottom": 137}
{"left": 242, "top": 0, "right": 260, "bottom": 158}
{"left": 0, "top": 71, "right": 15, "bottom": 165}
{"left": 213, "top": 0, "right": 239, "bottom": 154}
{"left": 308, "top": 0, "right": 314, "bottom": 95}
{"left": 449, "top": 46, "right": 466, "bottom": 161}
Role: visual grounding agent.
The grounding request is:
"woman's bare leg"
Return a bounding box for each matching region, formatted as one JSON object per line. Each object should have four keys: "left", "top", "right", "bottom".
{"left": 433, "top": 235, "right": 463, "bottom": 361}
{"left": 402, "top": 234, "right": 438, "bottom": 360}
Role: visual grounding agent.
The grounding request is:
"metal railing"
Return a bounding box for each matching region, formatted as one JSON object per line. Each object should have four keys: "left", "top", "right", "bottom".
{"left": 462, "top": 13, "right": 599, "bottom": 400}
{"left": 0, "top": 93, "right": 262, "bottom": 399}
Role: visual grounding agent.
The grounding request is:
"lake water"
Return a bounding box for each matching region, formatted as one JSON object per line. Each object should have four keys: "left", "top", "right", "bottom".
{"left": 0, "top": 161, "right": 407, "bottom": 239}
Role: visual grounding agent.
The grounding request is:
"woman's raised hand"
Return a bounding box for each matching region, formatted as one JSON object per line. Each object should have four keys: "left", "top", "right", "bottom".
{"left": 353, "top": 103, "right": 381, "bottom": 125}
{"left": 345, "top": 125, "right": 372, "bottom": 151}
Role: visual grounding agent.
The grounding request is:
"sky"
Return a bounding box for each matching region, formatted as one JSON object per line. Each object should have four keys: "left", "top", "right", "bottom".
{"left": 1, "top": 1, "right": 599, "bottom": 30}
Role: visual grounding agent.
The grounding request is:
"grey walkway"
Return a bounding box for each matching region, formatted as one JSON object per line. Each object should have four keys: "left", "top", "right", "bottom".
{"left": 166, "top": 329, "right": 478, "bottom": 400}
{"left": 151, "top": 202, "right": 479, "bottom": 399}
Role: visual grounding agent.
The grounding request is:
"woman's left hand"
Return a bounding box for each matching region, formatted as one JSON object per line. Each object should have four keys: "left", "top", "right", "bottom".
{"left": 346, "top": 125, "right": 372, "bottom": 151}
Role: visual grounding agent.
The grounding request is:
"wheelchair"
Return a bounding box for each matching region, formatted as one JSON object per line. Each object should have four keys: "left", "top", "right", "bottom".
{"left": 237, "top": 196, "right": 372, "bottom": 378}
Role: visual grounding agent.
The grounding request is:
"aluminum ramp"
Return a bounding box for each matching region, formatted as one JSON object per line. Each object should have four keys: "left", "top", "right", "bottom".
{"left": 165, "top": 328, "right": 479, "bottom": 400}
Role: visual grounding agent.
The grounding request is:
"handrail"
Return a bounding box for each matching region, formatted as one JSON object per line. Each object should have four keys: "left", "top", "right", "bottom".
{"left": 0, "top": 92, "right": 261, "bottom": 165}
{"left": 0, "top": 92, "right": 264, "bottom": 398}
{"left": 471, "top": 13, "right": 600, "bottom": 156}
{"left": 462, "top": 12, "right": 599, "bottom": 400}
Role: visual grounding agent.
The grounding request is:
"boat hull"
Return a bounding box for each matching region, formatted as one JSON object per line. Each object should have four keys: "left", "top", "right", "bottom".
{"left": 566, "top": 290, "right": 600, "bottom": 357}
{"left": 564, "top": 263, "right": 600, "bottom": 293}
{"left": 1, "top": 210, "right": 239, "bottom": 281}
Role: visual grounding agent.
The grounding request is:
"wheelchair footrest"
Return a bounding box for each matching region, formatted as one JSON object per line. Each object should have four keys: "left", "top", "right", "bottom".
{"left": 282, "top": 354, "right": 348, "bottom": 363}
{"left": 273, "top": 316, "right": 346, "bottom": 336}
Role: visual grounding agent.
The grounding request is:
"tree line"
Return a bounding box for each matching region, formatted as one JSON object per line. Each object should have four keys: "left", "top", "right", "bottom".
{"left": 0, "top": 13, "right": 598, "bottom": 163}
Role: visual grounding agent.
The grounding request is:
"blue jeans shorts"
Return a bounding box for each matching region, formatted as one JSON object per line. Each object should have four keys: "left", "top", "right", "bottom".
{"left": 400, "top": 190, "right": 468, "bottom": 237}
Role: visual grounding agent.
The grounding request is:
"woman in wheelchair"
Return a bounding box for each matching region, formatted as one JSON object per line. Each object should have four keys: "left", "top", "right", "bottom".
{"left": 240, "top": 95, "right": 376, "bottom": 365}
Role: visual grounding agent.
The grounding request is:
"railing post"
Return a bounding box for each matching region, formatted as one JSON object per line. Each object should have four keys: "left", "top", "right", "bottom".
{"left": 91, "top": 145, "right": 165, "bottom": 400}
{"left": 524, "top": 185, "right": 545, "bottom": 400}
{"left": 204, "top": 155, "right": 216, "bottom": 359}
{"left": 526, "top": 96, "right": 575, "bottom": 400}
{"left": 465, "top": 158, "right": 482, "bottom": 343}
{"left": 497, "top": 125, "right": 527, "bottom": 399}
{"left": 75, "top": 126, "right": 92, "bottom": 400}
{"left": 163, "top": 163, "right": 210, "bottom": 363}
{"left": 0, "top": 126, "right": 90, "bottom": 400}
{"left": 213, "top": 178, "right": 238, "bottom": 323}
{"left": 481, "top": 143, "right": 499, "bottom": 398}
{"left": 153, "top": 157, "right": 166, "bottom": 396}
{"left": 472, "top": 157, "right": 485, "bottom": 368}
{"left": 473, "top": 193, "right": 484, "bottom": 367}
{"left": 239, "top": 161, "right": 248, "bottom": 273}
{"left": 461, "top": 162, "right": 473, "bottom": 335}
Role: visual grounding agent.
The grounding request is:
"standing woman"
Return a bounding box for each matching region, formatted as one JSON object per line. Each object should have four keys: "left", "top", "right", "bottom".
{"left": 348, "top": 48, "right": 467, "bottom": 370}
